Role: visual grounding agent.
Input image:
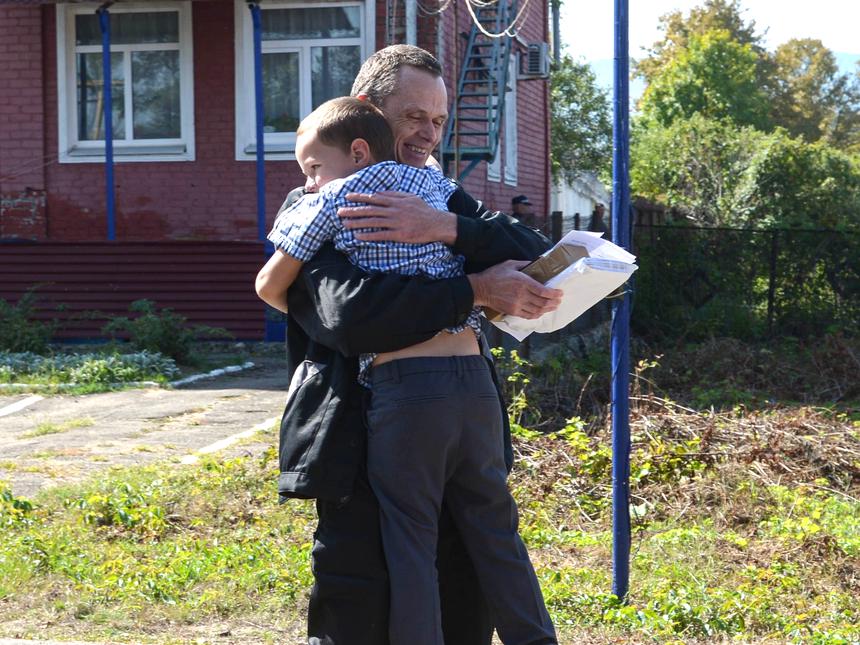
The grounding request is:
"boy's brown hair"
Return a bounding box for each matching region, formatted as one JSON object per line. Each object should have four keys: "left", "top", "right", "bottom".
{"left": 297, "top": 97, "right": 396, "bottom": 163}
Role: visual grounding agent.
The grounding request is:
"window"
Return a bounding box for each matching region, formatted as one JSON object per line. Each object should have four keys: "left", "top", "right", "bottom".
{"left": 56, "top": 3, "right": 195, "bottom": 163}
{"left": 235, "top": 0, "right": 374, "bottom": 160}
{"left": 504, "top": 54, "right": 518, "bottom": 185}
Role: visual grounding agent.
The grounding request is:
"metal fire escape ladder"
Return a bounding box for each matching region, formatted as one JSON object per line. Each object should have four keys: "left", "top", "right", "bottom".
{"left": 442, "top": 0, "right": 515, "bottom": 181}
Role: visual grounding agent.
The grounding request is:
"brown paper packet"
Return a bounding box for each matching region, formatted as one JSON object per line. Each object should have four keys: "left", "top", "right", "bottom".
{"left": 483, "top": 244, "right": 589, "bottom": 321}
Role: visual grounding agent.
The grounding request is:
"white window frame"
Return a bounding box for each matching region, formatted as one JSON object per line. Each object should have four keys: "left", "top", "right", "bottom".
{"left": 487, "top": 95, "right": 501, "bottom": 182}
{"left": 504, "top": 54, "right": 518, "bottom": 185}
{"left": 234, "top": 0, "right": 375, "bottom": 161}
{"left": 56, "top": 2, "right": 195, "bottom": 164}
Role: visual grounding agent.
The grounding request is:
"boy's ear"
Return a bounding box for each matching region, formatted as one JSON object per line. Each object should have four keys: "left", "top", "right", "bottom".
{"left": 350, "top": 138, "right": 372, "bottom": 165}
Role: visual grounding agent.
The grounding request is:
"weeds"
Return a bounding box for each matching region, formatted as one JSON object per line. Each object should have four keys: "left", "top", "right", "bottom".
{"left": 0, "top": 350, "right": 178, "bottom": 392}
{"left": 19, "top": 417, "right": 94, "bottom": 439}
{"left": 1, "top": 342, "right": 859, "bottom": 643}
{"left": 103, "top": 300, "right": 232, "bottom": 363}
{"left": 0, "top": 290, "right": 57, "bottom": 353}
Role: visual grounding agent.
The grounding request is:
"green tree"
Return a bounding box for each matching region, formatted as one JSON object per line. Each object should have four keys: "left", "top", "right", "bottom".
{"left": 631, "top": 113, "right": 764, "bottom": 225}
{"left": 631, "top": 113, "right": 860, "bottom": 229}
{"left": 768, "top": 38, "right": 860, "bottom": 150}
{"left": 635, "top": 0, "right": 763, "bottom": 86}
{"left": 638, "top": 29, "right": 770, "bottom": 129}
{"left": 550, "top": 55, "right": 612, "bottom": 181}
{"left": 736, "top": 135, "right": 860, "bottom": 229}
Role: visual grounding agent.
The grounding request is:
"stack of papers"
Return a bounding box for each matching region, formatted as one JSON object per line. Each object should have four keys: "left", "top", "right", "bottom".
{"left": 489, "top": 230, "right": 637, "bottom": 341}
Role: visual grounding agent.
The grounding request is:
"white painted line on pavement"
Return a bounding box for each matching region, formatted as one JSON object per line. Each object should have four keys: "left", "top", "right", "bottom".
{"left": 0, "top": 395, "right": 44, "bottom": 418}
{"left": 180, "top": 415, "right": 279, "bottom": 465}
{"left": 170, "top": 361, "right": 256, "bottom": 387}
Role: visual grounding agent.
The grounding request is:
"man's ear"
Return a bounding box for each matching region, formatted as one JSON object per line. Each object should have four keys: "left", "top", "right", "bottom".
{"left": 350, "top": 138, "right": 372, "bottom": 165}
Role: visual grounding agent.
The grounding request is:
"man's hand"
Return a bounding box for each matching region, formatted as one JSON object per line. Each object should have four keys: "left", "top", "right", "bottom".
{"left": 468, "top": 260, "right": 563, "bottom": 319}
{"left": 339, "top": 191, "right": 458, "bottom": 245}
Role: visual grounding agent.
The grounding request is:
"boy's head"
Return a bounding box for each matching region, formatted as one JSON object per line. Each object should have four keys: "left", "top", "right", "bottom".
{"left": 295, "top": 97, "right": 396, "bottom": 189}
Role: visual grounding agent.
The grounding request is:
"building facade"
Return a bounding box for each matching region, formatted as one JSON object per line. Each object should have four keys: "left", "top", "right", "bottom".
{"left": 0, "top": 0, "right": 551, "bottom": 338}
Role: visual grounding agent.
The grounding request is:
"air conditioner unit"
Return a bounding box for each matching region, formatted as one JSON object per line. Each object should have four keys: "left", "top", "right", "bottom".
{"left": 521, "top": 42, "right": 550, "bottom": 79}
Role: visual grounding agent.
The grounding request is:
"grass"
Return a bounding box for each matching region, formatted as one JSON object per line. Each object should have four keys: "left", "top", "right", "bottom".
{"left": 1, "top": 337, "right": 858, "bottom": 644}
{"left": 19, "top": 417, "right": 94, "bottom": 439}
{"left": 2, "top": 406, "right": 858, "bottom": 644}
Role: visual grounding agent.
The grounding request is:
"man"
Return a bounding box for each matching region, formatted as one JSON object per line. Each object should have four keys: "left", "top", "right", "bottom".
{"left": 589, "top": 202, "right": 609, "bottom": 235}
{"left": 279, "top": 45, "right": 561, "bottom": 645}
{"left": 511, "top": 194, "right": 539, "bottom": 229}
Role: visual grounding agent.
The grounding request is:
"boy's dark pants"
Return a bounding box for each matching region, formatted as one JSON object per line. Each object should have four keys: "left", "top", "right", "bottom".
{"left": 307, "top": 464, "right": 493, "bottom": 645}
{"left": 367, "top": 356, "right": 556, "bottom": 645}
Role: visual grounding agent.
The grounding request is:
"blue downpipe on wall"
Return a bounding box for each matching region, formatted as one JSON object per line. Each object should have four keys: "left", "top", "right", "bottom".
{"left": 248, "top": 2, "right": 286, "bottom": 342}
{"left": 97, "top": 5, "right": 116, "bottom": 241}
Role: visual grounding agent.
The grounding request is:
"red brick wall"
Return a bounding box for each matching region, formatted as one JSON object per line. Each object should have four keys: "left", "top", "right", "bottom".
{"left": 37, "top": 1, "right": 305, "bottom": 242}
{"left": 1, "top": 0, "right": 549, "bottom": 243}
{"left": 0, "top": 5, "right": 48, "bottom": 239}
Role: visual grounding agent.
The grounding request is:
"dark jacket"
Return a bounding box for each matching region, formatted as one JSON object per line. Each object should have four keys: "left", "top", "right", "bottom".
{"left": 278, "top": 186, "right": 550, "bottom": 502}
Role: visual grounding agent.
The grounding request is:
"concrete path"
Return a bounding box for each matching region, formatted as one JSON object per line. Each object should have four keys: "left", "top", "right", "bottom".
{"left": 0, "top": 356, "right": 289, "bottom": 499}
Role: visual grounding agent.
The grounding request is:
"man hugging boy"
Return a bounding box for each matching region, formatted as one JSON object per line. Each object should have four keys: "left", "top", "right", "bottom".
{"left": 255, "top": 96, "right": 556, "bottom": 645}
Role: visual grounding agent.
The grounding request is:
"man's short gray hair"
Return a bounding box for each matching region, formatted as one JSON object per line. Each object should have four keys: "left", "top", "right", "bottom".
{"left": 351, "top": 45, "right": 443, "bottom": 108}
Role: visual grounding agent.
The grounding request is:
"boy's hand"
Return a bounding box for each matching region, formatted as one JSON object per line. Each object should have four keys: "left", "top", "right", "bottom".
{"left": 339, "top": 191, "right": 458, "bottom": 245}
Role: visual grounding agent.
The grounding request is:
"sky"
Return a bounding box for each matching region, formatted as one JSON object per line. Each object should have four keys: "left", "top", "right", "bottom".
{"left": 558, "top": 0, "right": 860, "bottom": 97}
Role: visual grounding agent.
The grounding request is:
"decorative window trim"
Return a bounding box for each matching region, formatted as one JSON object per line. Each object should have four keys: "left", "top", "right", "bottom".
{"left": 56, "top": 2, "right": 195, "bottom": 164}
{"left": 233, "top": 0, "right": 375, "bottom": 162}
{"left": 487, "top": 95, "right": 501, "bottom": 182}
{"left": 504, "top": 54, "right": 518, "bottom": 185}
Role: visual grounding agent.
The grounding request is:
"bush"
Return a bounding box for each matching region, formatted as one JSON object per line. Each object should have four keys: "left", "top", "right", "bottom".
{"left": 0, "top": 290, "right": 57, "bottom": 354}
{"left": 102, "top": 300, "right": 231, "bottom": 363}
{"left": 0, "top": 350, "right": 179, "bottom": 385}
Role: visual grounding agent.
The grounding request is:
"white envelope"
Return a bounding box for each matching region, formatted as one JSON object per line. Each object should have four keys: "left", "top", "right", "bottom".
{"left": 489, "top": 232, "right": 637, "bottom": 341}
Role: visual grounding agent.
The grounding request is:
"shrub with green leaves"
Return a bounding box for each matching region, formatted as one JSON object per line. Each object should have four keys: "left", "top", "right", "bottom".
{"left": 0, "top": 290, "right": 57, "bottom": 354}
{"left": 102, "top": 299, "right": 231, "bottom": 363}
{"left": 0, "top": 350, "right": 179, "bottom": 386}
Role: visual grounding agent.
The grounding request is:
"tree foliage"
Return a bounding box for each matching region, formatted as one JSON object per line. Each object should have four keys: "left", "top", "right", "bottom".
{"left": 769, "top": 38, "right": 860, "bottom": 150}
{"left": 635, "top": 1, "right": 860, "bottom": 151}
{"left": 631, "top": 113, "right": 763, "bottom": 225}
{"left": 631, "top": 114, "right": 860, "bottom": 229}
{"left": 549, "top": 55, "right": 612, "bottom": 181}
{"left": 638, "top": 29, "right": 769, "bottom": 129}
{"left": 635, "top": 0, "right": 763, "bottom": 86}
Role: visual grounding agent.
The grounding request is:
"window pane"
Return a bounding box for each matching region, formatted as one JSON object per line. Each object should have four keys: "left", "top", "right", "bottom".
{"left": 311, "top": 46, "right": 361, "bottom": 108}
{"left": 76, "top": 52, "right": 126, "bottom": 141}
{"left": 263, "top": 52, "right": 300, "bottom": 133}
{"left": 76, "top": 12, "right": 179, "bottom": 46}
{"left": 132, "top": 51, "right": 180, "bottom": 139}
{"left": 262, "top": 7, "right": 360, "bottom": 40}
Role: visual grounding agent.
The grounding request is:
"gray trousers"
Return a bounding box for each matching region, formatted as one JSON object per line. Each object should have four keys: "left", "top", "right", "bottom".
{"left": 367, "top": 355, "right": 556, "bottom": 645}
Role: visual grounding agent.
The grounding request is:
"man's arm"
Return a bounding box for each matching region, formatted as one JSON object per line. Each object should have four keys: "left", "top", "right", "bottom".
{"left": 338, "top": 186, "right": 551, "bottom": 272}
{"left": 447, "top": 187, "right": 549, "bottom": 272}
{"left": 288, "top": 186, "right": 559, "bottom": 357}
{"left": 287, "top": 243, "right": 475, "bottom": 357}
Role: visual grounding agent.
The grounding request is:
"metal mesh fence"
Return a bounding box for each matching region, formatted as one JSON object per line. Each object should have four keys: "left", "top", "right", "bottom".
{"left": 632, "top": 225, "right": 860, "bottom": 339}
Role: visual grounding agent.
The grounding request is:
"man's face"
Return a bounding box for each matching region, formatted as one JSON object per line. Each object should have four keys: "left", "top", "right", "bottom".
{"left": 381, "top": 66, "right": 448, "bottom": 168}
{"left": 295, "top": 131, "right": 357, "bottom": 190}
{"left": 513, "top": 203, "right": 532, "bottom": 216}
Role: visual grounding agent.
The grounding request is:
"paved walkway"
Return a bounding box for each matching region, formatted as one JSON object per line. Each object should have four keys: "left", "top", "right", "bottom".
{"left": 0, "top": 356, "right": 289, "bottom": 499}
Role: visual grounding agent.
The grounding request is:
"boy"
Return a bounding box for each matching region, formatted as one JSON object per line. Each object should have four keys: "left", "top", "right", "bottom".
{"left": 256, "top": 97, "right": 556, "bottom": 645}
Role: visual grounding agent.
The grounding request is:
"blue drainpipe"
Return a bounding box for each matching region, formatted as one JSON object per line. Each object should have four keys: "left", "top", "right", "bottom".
{"left": 248, "top": 2, "right": 285, "bottom": 342}
{"left": 97, "top": 4, "right": 116, "bottom": 240}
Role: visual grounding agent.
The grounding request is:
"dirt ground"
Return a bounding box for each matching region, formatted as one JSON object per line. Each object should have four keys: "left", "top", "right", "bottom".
{"left": 0, "top": 354, "right": 290, "bottom": 500}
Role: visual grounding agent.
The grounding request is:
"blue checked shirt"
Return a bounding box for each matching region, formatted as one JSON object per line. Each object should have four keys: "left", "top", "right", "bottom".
{"left": 268, "top": 161, "right": 483, "bottom": 385}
